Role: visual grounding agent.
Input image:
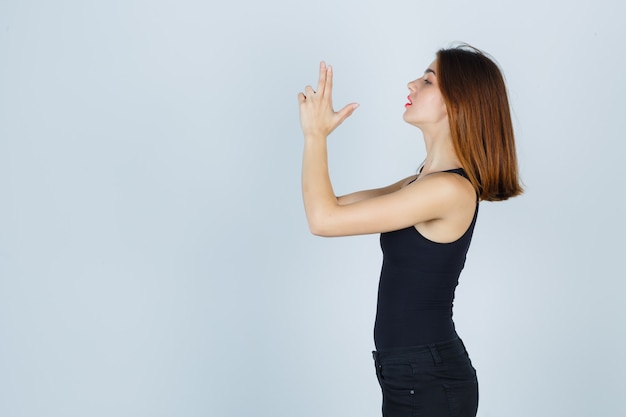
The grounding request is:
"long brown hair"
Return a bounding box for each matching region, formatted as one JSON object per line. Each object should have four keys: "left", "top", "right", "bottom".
{"left": 437, "top": 45, "right": 523, "bottom": 201}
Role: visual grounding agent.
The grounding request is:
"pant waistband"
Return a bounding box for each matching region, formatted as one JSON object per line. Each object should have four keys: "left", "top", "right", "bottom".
{"left": 372, "top": 337, "right": 468, "bottom": 366}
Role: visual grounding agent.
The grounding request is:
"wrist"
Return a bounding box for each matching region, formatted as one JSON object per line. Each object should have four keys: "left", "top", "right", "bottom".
{"left": 303, "top": 131, "right": 327, "bottom": 142}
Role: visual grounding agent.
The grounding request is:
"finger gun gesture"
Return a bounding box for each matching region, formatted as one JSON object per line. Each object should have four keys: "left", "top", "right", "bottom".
{"left": 297, "top": 62, "right": 359, "bottom": 138}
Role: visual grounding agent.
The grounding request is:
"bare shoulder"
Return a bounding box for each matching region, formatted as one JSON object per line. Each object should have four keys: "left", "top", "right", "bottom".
{"left": 410, "top": 171, "right": 477, "bottom": 242}
{"left": 406, "top": 171, "right": 475, "bottom": 206}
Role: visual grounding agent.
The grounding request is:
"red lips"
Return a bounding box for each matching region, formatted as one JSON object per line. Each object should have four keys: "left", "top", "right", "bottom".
{"left": 405, "top": 96, "right": 413, "bottom": 107}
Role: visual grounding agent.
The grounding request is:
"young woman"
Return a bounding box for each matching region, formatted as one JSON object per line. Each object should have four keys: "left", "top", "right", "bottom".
{"left": 297, "top": 45, "right": 522, "bottom": 417}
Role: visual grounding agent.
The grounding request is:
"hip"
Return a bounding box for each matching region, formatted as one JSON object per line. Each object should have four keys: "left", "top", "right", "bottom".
{"left": 372, "top": 337, "right": 478, "bottom": 417}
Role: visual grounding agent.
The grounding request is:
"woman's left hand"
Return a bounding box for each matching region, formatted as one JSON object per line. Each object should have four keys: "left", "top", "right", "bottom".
{"left": 297, "top": 61, "right": 359, "bottom": 139}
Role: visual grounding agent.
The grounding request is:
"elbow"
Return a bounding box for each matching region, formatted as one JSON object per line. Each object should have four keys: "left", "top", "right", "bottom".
{"left": 309, "top": 227, "right": 324, "bottom": 237}
{"left": 310, "top": 228, "right": 333, "bottom": 238}
{"left": 307, "top": 215, "right": 334, "bottom": 237}
{"left": 305, "top": 202, "right": 341, "bottom": 237}
{"left": 308, "top": 221, "right": 329, "bottom": 237}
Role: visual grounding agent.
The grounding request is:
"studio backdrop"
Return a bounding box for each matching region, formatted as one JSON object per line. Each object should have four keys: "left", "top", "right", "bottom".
{"left": 1, "top": 1, "right": 624, "bottom": 416}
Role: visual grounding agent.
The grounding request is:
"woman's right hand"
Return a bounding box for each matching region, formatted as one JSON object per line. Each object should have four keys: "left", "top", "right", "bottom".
{"left": 297, "top": 61, "right": 359, "bottom": 139}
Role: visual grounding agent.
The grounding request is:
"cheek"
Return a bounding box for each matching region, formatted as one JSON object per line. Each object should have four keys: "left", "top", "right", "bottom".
{"left": 430, "top": 94, "right": 448, "bottom": 118}
{"left": 438, "top": 100, "right": 449, "bottom": 119}
{"left": 420, "top": 95, "right": 446, "bottom": 116}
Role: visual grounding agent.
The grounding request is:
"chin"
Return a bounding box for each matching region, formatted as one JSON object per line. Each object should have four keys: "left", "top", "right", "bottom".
{"left": 403, "top": 112, "right": 420, "bottom": 127}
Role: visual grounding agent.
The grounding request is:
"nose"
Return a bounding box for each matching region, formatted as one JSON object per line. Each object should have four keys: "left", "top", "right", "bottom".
{"left": 407, "top": 80, "right": 416, "bottom": 91}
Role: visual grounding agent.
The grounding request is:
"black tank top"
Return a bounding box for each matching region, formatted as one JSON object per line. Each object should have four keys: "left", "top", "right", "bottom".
{"left": 374, "top": 168, "right": 478, "bottom": 350}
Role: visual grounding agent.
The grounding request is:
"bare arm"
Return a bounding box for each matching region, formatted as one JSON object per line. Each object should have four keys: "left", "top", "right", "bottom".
{"left": 298, "top": 63, "right": 474, "bottom": 237}
{"left": 298, "top": 61, "right": 359, "bottom": 233}
{"left": 337, "top": 176, "right": 417, "bottom": 205}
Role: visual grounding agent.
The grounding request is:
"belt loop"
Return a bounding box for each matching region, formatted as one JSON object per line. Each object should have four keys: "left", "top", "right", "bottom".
{"left": 372, "top": 351, "right": 380, "bottom": 367}
{"left": 429, "top": 345, "right": 442, "bottom": 364}
{"left": 372, "top": 351, "right": 382, "bottom": 381}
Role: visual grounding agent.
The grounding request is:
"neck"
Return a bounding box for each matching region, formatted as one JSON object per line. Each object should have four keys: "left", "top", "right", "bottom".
{"left": 418, "top": 127, "right": 461, "bottom": 176}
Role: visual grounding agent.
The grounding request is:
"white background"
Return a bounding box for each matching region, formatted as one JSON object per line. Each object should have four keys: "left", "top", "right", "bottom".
{"left": 1, "top": 1, "right": 624, "bottom": 416}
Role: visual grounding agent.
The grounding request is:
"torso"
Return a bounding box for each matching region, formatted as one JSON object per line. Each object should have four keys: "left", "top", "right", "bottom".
{"left": 374, "top": 168, "right": 479, "bottom": 350}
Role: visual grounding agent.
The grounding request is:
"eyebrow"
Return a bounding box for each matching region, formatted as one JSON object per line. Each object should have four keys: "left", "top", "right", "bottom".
{"left": 425, "top": 68, "right": 436, "bottom": 75}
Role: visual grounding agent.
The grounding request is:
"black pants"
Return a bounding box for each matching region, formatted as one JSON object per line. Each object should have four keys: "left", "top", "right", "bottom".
{"left": 372, "top": 337, "right": 478, "bottom": 417}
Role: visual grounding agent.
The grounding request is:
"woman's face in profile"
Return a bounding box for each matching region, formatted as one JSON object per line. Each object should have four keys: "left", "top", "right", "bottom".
{"left": 403, "top": 59, "right": 448, "bottom": 128}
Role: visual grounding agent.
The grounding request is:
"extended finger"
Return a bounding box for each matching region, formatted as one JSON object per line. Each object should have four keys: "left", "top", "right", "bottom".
{"left": 324, "top": 64, "right": 333, "bottom": 100}
{"left": 336, "top": 102, "right": 360, "bottom": 123}
{"left": 316, "top": 61, "right": 327, "bottom": 97}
